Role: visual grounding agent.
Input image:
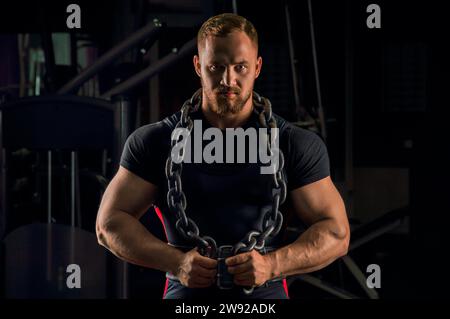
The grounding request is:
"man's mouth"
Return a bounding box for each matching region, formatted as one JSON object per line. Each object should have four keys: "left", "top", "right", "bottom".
{"left": 219, "top": 93, "right": 237, "bottom": 100}
{"left": 218, "top": 90, "right": 239, "bottom": 97}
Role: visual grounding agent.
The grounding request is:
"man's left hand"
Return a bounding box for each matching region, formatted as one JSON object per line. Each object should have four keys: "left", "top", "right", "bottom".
{"left": 225, "top": 250, "right": 275, "bottom": 287}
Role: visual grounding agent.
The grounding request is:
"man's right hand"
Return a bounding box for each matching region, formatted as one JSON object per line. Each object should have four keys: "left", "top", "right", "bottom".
{"left": 174, "top": 248, "right": 218, "bottom": 288}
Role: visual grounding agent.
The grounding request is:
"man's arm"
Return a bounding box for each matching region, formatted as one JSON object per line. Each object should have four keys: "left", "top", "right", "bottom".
{"left": 95, "top": 166, "right": 184, "bottom": 274}
{"left": 267, "top": 176, "right": 350, "bottom": 278}
{"left": 225, "top": 176, "right": 350, "bottom": 286}
{"left": 97, "top": 166, "right": 217, "bottom": 288}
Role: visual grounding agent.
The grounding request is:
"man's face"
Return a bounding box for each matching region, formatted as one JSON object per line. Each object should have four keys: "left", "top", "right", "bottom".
{"left": 194, "top": 30, "right": 262, "bottom": 116}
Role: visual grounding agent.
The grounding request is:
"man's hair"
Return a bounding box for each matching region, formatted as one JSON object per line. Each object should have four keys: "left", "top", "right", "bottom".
{"left": 197, "top": 13, "right": 258, "bottom": 51}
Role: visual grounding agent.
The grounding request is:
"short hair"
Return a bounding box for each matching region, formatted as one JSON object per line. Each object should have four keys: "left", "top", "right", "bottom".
{"left": 197, "top": 13, "right": 258, "bottom": 51}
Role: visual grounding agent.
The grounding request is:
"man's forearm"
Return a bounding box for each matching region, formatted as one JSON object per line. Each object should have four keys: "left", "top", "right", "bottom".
{"left": 267, "top": 219, "right": 349, "bottom": 279}
{"left": 96, "top": 210, "right": 183, "bottom": 274}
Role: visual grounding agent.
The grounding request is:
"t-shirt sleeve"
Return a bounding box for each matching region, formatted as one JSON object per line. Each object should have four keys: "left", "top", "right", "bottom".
{"left": 286, "top": 126, "right": 330, "bottom": 190}
{"left": 119, "top": 123, "right": 165, "bottom": 186}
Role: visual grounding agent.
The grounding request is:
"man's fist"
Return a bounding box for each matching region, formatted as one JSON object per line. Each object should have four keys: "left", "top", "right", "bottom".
{"left": 225, "top": 250, "right": 275, "bottom": 287}
{"left": 174, "top": 248, "right": 218, "bottom": 288}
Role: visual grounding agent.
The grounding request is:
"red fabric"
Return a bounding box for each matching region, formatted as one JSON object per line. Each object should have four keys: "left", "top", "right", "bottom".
{"left": 162, "top": 277, "right": 169, "bottom": 299}
{"left": 154, "top": 206, "right": 169, "bottom": 299}
{"left": 282, "top": 278, "right": 290, "bottom": 298}
{"left": 154, "top": 206, "right": 168, "bottom": 240}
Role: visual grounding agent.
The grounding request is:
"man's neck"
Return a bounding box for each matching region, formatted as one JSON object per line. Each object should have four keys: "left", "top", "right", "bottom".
{"left": 201, "top": 99, "right": 254, "bottom": 130}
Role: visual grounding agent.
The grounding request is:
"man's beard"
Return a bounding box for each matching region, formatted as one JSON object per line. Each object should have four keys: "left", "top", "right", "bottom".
{"left": 215, "top": 90, "right": 251, "bottom": 115}
{"left": 202, "top": 82, "right": 252, "bottom": 116}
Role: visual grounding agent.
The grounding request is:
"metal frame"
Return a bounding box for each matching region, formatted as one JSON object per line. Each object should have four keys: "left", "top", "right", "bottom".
{"left": 100, "top": 38, "right": 196, "bottom": 99}
{"left": 58, "top": 19, "right": 164, "bottom": 95}
{"left": 287, "top": 208, "right": 408, "bottom": 299}
{"left": 307, "top": 0, "right": 327, "bottom": 140}
{"left": 289, "top": 254, "right": 379, "bottom": 299}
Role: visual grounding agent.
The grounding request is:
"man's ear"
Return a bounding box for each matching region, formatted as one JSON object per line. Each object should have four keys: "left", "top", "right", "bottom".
{"left": 193, "top": 55, "right": 201, "bottom": 77}
{"left": 255, "top": 56, "right": 262, "bottom": 79}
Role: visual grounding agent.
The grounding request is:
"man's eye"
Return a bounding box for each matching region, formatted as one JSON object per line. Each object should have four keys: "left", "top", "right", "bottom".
{"left": 209, "top": 65, "right": 220, "bottom": 71}
{"left": 236, "top": 65, "right": 247, "bottom": 72}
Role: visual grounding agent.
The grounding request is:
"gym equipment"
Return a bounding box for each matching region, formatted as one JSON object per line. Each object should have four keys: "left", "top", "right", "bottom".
{"left": 3, "top": 223, "right": 107, "bottom": 298}
{"left": 0, "top": 95, "right": 118, "bottom": 298}
{"left": 286, "top": 206, "right": 409, "bottom": 299}
{"left": 0, "top": 15, "right": 198, "bottom": 299}
{"left": 57, "top": 19, "right": 164, "bottom": 95}
{"left": 0, "top": 96, "right": 116, "bottom": 235}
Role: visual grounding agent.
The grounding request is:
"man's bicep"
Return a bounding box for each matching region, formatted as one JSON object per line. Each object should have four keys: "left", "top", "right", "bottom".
{"left": 99, "top": 166, "right": 158, "bottom": 220}
{"left": 289, "top": 176, "right": 347, "bottom": 227}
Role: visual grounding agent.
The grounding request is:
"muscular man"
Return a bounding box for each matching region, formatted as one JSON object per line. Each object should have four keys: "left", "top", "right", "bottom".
{"left": 96, "top": 13, "right": 350, "bottom": 299}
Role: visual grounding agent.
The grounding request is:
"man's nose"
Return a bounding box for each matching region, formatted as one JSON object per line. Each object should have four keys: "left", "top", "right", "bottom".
{"left": 220, "top": 67, "right": 237, "bottom": 87}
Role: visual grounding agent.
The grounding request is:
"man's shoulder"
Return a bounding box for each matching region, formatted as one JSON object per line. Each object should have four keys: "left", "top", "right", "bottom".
{"left": 161, "top": 111, "right": 182, "bottom": 130}
{"left": 271, "top": 112, "right": 315, "bottom": 138}
{"left": 271, "top": 113, "right": 325, "bottom": 151}
{"left": 131, "top": 111, "right": 181, "bottom": 140}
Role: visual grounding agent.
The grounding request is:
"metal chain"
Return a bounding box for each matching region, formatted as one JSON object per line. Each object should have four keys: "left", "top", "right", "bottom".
{"left": 165, "top": 89, "right": 287, "bottom": 260}
{"left": 232, "top": 91, "right": 287, "bottom": 256}
{"left": 165, "top": 89, "right": 218, "bottom": 258}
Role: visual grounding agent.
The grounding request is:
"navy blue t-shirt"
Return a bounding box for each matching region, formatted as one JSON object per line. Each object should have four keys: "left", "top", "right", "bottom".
{"left": 120, "top": 108, "right": 330, "bottom": 248}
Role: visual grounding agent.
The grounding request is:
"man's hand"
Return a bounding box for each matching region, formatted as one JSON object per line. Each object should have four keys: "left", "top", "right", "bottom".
{"left": 225, "top": 250, "right": 275, "bottom": 287}
{"left": 174, "top": 248, "right": 218, "bottom": 288}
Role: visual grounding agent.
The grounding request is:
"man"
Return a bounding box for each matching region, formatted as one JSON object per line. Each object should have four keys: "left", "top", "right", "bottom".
{"left": 96, "top": 13, "right": 349, "bottom": 299}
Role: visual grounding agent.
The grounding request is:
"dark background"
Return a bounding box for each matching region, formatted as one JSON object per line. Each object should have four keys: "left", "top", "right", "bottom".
{"left": 0, "top": 0, "right": 449, "bottom": 299}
